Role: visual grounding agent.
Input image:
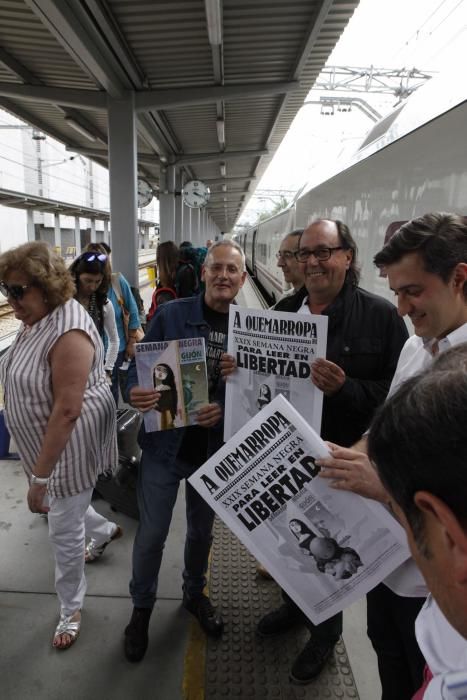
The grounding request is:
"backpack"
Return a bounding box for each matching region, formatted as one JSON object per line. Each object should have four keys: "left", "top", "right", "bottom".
{"left": 130, "top": 285, "right": 147, "bottom": 329}
{"left": 175, "top": 258, "right": 199, "bottom": 297}
{"left": 111, "top": 273, "right": 145, "bottom": 340}
{"left": 175, "top": 246, "right": 207, "bottom": 296}
{"left": 147, "top": 285, "right": 177, "bottom": 322}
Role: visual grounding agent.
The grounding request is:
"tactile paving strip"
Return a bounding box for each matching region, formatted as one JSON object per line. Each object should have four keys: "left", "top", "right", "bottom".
{"left": 205, "top": 518, "right": 360, "bottom": 699}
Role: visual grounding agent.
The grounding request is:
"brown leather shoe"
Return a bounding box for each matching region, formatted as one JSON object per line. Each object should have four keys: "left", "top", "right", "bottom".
{"left": 257, "top": 563, "right": 273, "bottom": 580}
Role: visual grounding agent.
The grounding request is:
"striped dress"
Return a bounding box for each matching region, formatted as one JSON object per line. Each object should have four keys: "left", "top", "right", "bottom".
{"left": 0, "top": 298, "right": 117, "bottom": 498}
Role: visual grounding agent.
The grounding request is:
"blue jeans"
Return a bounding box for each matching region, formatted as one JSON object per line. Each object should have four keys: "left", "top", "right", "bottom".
{"left": 130, "top": 449, "right": 215, "bottom": 609}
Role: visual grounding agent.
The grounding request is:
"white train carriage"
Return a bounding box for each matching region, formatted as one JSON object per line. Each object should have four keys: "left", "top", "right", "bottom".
{"left": 249, "top": 206, "right": 296, "bottom": 303}
{"left": 241, "top": 73, "right": 467, "bottom": 305}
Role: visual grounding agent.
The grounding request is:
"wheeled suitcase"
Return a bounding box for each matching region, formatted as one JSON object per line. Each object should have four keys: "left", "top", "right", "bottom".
{"left": 95, "top": 408, "right": 142, "bottom": 519}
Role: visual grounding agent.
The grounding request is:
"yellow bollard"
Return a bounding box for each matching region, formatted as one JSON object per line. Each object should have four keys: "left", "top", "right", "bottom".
{"left": 147, "top": 265, "right": 157, "bottom": 287}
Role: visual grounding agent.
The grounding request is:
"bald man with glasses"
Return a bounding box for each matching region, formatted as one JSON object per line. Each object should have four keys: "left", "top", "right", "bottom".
{"left": 256, "top": 219, "right": 409, "bottom": 685}
{"left": 274, "top": 229, "right": 305, "bottom": 299}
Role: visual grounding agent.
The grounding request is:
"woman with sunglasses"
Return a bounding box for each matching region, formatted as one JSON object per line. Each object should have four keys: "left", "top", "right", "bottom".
{"left": 0, "top": 241, "right": 120, "bottom": 651}
{"left": 85, "top": 243, "right": 142, "bottom": 406}
{"left": 69, "top": 251, "right": 119, "bottom": 385}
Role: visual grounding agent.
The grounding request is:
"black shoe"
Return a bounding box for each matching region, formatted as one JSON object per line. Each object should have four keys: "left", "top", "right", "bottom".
{"left": 289, "top": 637, "right": 335, "bottom": 684}
{"left": 183, "top": 592, "right": 224, "bottom": 638}
{"left": 124, "top": 607, "right": 151, "bottom": 662}
{"left": 257, "top": 603, "right": 302, "bottom": 637}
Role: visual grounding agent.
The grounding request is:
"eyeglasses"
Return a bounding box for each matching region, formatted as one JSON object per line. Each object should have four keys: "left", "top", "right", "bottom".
{"left": 205, "top": 263, "right": 242, "bottom": 275}
{"left": 0, "top": 281, "right": 34, "bottom": 301}
{"left": 81, "top": 252, "right": 107, "bottom": 263}
{"left": 275, "top": 251, "right": 297, "bottom": 261}
{"left": 294, "top": 246, "right": 345, "bottom": 262}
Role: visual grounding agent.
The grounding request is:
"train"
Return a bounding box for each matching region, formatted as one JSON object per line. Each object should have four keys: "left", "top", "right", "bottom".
{"left": 238, "top": 73, "right": 467, "bottom": 305}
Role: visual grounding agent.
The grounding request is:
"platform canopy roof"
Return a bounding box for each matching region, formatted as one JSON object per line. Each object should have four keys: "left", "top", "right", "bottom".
{"left": 0, "top": 0, "right": 358, "bottom": 231}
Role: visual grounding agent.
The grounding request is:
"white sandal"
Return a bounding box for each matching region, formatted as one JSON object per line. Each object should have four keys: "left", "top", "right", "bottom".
{"left": 53, "top": 612, "right": 81, "bottom": 650}
{"left": 85, "top": 525, "right": 123, "bottom": 563}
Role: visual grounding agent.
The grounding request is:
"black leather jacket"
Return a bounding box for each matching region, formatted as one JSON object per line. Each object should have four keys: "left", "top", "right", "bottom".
{"left": 275, "top": 282, "right": 408, "bottom": 446}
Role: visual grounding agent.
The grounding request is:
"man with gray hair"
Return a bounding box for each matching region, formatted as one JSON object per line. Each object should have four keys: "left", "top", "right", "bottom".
{"left": 123, "top": 239, "right": 246, "bottom": 662}
{"left": 252, "top": 218, "right": 408, "bottom": 684}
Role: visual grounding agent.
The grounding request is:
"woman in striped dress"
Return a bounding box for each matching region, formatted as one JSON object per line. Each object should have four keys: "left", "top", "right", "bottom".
{"left": 0, "top": 241, "right": 120, "bottom": 650}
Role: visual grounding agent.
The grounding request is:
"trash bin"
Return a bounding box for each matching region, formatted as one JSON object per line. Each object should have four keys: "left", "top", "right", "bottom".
{"left": 0, "top": 410, "right": 11, "bottom": 458}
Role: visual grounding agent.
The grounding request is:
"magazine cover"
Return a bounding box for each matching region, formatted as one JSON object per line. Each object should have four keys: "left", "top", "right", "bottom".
{"left": 224, "top": 305, "right": 328, "bottom": 441}
{"left": 190, "top": 395, "right": 411, "bottom": 624}
{"left": 135, "top": 338, "right": 209, "bottom": 432}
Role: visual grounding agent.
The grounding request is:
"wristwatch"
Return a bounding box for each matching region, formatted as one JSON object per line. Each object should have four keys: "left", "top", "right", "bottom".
{"left": 30, "top": 474, "right": 49, "bottom": 486}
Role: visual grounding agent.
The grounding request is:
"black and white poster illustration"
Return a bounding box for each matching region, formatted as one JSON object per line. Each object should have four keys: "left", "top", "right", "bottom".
{"left": 135, "top": 338, "right": 209, "bottom": 433}
{"left": 224, "top": 306, "right": 328, "bottom": 441}
{"left": 190, "top": 395, "right": 410, "bottom": 624}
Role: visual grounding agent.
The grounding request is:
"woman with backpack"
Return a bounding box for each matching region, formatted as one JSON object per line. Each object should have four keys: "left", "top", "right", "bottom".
{"left": 69, "top": 251, "right": 119, "bottom": 381}
{"left": 85, "top": 243, "right": 142, "bottom": 405}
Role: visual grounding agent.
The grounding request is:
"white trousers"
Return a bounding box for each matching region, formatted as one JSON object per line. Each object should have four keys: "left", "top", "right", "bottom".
{"left": 47, "top": 488, "right": 116, "bottom": 616}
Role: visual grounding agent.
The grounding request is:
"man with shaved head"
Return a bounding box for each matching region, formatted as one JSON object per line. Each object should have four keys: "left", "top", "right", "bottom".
{"left": 256, "top": 219, "right": 409, "bottom": 684}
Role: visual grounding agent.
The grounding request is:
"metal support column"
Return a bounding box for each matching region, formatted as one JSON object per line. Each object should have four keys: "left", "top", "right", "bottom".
{"left": 103, "top": 220, "right": 109, "bottom": 245}
{"left": 54, "top": 212, "right": 61, "bottom": 253}
{"left": 174, "top": 170, "right": 183, "bottom": 245}
{"left": 27, "top": 209, "right": 35, "bottom": 241}
{"left": 142, "top": 226, "right": 149, "bottom": 249}
{"left": 107, "top": 92, "right": 138, "bottom": 286}
{"left": 191, "top": 207, "right": 201, "bottom": 246}
{"left": 181, "top": 204, "right": 191, "bottom": 242}
{"left": 74, "top": 217, "right": 82, "bottom": 255}
{"left": 159, "top": 165, "right": 176, "bottom": 243}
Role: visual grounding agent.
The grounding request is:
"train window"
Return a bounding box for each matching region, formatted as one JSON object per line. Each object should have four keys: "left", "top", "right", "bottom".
{"left": 257, "top": 242, "right": 267, "bottom": 262}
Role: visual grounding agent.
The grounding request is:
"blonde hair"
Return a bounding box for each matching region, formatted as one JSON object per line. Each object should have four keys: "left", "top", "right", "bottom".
{"left": 0, "top": 241, "right": 75, "bottom": 307}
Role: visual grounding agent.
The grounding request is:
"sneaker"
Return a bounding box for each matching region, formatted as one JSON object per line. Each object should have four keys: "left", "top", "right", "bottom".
{"left": 124, "top": 607, "right": 152, "bottom": 662}
{"left": 289, "top": 637, "right": 335, "bottom": 684}
{"left": 257, "top": 603, "right": 302, "bottom": 637}
{"left": 182, "top": 592, "right": 224, "bottom": 638}
{"left": 85, "top": 524, "right": 123, "bottom": 563}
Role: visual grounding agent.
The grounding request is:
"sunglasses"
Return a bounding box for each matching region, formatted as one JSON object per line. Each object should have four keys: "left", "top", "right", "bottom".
{"left": 81, "top": 252, "right": 107, "bottom": 263}
{"left": 0, "top": 281, "right": 34, "bottom": 301}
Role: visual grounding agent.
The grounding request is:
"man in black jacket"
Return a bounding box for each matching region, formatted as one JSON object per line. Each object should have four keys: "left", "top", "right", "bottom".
{"left": 256, "top": 219, "right": 408, "bottom": 684}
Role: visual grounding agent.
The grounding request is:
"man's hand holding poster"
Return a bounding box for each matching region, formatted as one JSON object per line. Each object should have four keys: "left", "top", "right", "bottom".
{"left": 224, "top": 306, "right": 328, "bottom": 441}
{"left": 189, "top": 395, "right": 410, "bottom": 624}
{"left": 135, "top": 338, "right": 209, "bottom": 432}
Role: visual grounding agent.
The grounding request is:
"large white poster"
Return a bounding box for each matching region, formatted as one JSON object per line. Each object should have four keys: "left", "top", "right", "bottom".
{"left": 224, "top": 306, "right": 328, "bottom": 441}
{"left": 190, "top": 395, "right": 410, "bottom": 624}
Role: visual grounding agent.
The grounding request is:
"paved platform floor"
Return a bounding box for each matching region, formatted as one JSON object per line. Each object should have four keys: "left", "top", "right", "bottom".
{"left": 0, "top": 455, "right": 381, "bottom": 700}
{"left": 0, "top": 278, "right": 382, "bottom": 699}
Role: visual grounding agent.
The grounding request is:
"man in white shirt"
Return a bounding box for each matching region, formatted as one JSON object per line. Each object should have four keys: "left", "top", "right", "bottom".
{"left": 367, "top": 344, "right": 467, "bottom": 699}
{"left": 316, "top": 212, "right": 467, "bottom": 699}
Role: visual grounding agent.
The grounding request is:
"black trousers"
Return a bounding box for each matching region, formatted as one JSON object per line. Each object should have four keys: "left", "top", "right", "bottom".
{"left": 367, "top": 584, "right": 426, "bottom": 700}
{"left": 282, "top": 590, "right": 342, "bottom": 644}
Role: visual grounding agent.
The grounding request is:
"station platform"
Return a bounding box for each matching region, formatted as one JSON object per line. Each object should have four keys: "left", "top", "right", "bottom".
{"left": 0, "top": 277, "right": 381, "bottom": 699}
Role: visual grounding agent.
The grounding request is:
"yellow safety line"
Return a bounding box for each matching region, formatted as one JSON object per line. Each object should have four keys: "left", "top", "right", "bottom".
{"left": 182, "top": 554, "right": 214, "bottom": 700}
{"left": 182, "top": 617, "right": 206, "bottom": 700}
